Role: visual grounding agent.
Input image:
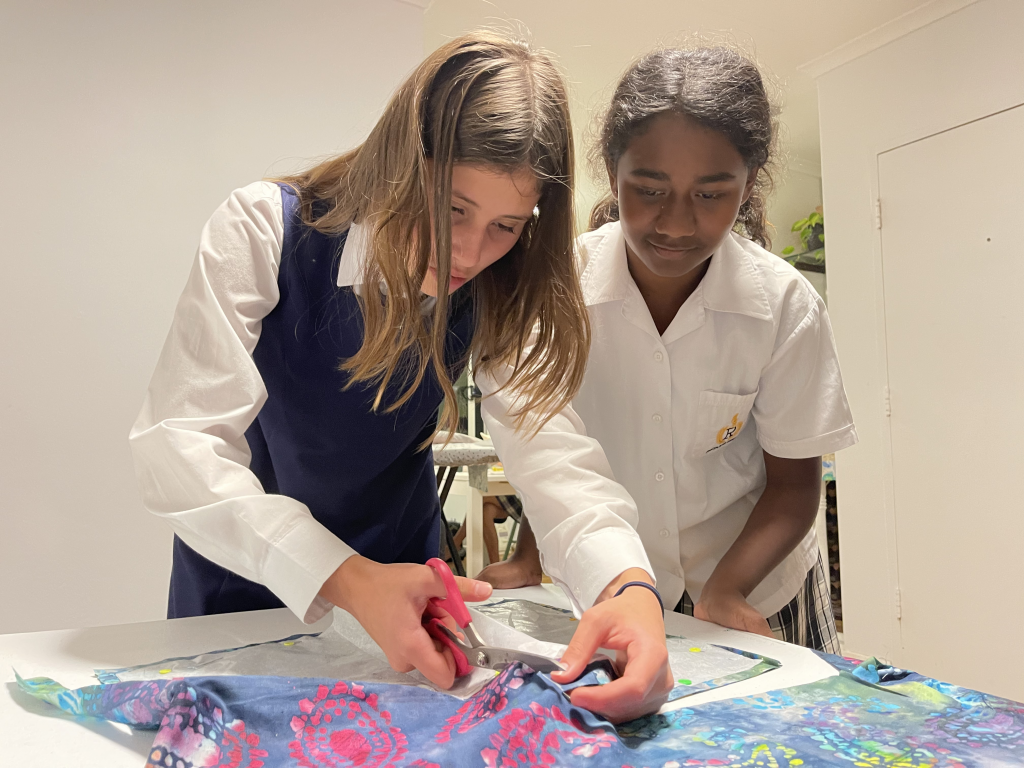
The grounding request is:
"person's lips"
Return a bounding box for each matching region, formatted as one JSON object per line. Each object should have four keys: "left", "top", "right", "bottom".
{"left": 428, "top": 266, "right": 469, "bottom": 290}
{"left": 648, "top": 240, "right": 701, "bottom": 259}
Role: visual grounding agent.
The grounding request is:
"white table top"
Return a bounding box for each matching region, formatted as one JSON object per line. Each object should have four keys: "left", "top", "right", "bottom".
{"left": 0, "top": 585, "right": 834, "bottom": 767}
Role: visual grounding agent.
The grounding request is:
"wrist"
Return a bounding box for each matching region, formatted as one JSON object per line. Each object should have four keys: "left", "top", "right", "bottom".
{"left": 613, "top": 581, "right": 664, "bottom": 612}
{"left": 700, "top": 577, "right": 746, "bottom": 602}
{"left": 596, "top": 567, "right": 656, "bottom": 603}
{"left": 320, "top": 554, "right": 369, "bottom": 614}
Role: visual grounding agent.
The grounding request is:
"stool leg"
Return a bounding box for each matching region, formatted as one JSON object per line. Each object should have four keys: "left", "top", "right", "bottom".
{"left": 503, "top": 515, "right": 520, "bottom": 561}
{"left": 465, "top": 483, "right": 485, "bottom": 578}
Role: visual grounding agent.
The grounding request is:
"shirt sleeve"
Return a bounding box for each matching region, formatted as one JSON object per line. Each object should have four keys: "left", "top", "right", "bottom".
{"left": 753, "top": 287, "right": 859, "bottom": 459}
{"left": 477, "top": 360, "right": 655, "bottom": 616}
{"left": 129, "top": 181, "right": 356, "bottom": 624}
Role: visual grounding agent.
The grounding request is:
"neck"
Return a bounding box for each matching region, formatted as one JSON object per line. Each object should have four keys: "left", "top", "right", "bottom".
{"left": 625, "top": 245, "right": 710, "bottom": 336}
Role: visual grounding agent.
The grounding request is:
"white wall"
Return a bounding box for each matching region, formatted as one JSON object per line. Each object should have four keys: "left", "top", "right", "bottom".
{"left": 0, "top": 1, "right": 424, "bottom": 634}
{"left": 816, "top": 0, "right": 1024, "bottom": 660}
{"left": 423, "top": 0, "right": 934, "bottom": 230}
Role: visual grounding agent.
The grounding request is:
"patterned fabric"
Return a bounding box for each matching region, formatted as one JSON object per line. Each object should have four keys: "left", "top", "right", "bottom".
{"left": 675, "top": 552, "right": 841, "bottom": 654}
{"left": 19, "top": 654, "right": 1024, "bottom": 767}
{"left": 825, "top": 479, "right": 843, "bottom": 622}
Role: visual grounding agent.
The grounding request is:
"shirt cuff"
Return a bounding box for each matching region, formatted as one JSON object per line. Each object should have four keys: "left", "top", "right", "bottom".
{"left": 261, "top": 515, "right": 358, "bottom": 624}
{"left": 544, "top": 528, "right": 654, "bottom": 616}
{"left": 757, "top": 424, "right": 859, "bottom": 460}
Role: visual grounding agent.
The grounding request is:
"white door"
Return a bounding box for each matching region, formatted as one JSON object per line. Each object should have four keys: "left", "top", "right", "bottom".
{"left": 878, "top": 104, "right": 1024, "bottom": 701}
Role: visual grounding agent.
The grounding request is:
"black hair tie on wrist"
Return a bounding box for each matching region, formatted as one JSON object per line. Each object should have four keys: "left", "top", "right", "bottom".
{"left": 613, "top": 581, "right": 664, "bottom": 612}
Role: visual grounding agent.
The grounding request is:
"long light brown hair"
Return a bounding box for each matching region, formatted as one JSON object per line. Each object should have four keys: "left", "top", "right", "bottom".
{"left": 278, "top": 32, "right": 588, "bottom": 438}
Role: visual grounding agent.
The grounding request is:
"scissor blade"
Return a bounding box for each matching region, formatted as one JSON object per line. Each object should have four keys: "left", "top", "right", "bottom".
{"left": 433, "top": 624, "right": 564, "bottom": 673}
{"left": 470, "top": 646, "right": 565, "bottom": 673}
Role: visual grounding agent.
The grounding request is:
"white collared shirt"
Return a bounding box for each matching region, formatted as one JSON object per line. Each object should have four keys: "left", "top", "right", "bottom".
{"left": 130, "top": 182, "right": 375, "bottom": 624}
{"left": 480, "top": 221, "right": 857, "bottom": 616}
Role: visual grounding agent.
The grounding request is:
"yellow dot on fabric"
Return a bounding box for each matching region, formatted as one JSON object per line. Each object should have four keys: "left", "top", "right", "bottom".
{"left": 282, "top": 641, "right": 295, "bottom": 646}
{"left": 689, "top": 647, "right": 702, "bottom": 653}
{"left": 790, "top": 761, "right": 804, "bottom": 766}
{"left": 158, "top": 669, "right": 171, "bottom": 674}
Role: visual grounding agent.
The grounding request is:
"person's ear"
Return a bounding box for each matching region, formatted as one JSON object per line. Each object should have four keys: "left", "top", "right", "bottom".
{"left": 740, "top": 167, "right": 760, "bottom": 206}
{"left": 607, "top": 162, "right": 619, "bottom": 202}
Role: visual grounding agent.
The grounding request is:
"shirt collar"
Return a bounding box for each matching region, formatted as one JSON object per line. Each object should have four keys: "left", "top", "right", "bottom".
{"left": 336, "top": 222, "right": 438, "bottom": 314}
{"left": 579, "top": 223, "right": 637, "bottom": 306}
{"left": 580, "top": 222, "right": 772, "bottom": 322}
{"left": 337, "top": 221, "right": 369, "bottom": 288}
{"left": 701, "top": 231, "right": 773, "bottom": 321}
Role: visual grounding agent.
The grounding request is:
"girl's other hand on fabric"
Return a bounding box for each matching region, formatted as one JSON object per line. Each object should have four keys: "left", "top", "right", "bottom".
{"left": 319, "top": 556, "right": 492, "bottom": 689}
{"left": 551, "top": 568, "right": 672, "bottom": 724}
{"left": 693, "top": 588, "right": 773, "bottom": 638}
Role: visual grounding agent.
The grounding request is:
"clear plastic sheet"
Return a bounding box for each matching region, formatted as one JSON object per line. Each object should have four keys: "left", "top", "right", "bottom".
{"left": 95, "top": 602, "right": 565, "bottom": 700}
{"left": 477, "top": 598, "right": 779, "bottom": 701}
{"left": 95, "top": 598, "right": 777, "bottom": 704}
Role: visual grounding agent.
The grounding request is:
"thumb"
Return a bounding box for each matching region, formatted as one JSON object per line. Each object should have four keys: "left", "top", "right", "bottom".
{"left": 550, "top": 613, "right": 605, "bottom": 684}
{"left": 453, "top": 576, "right": 493, "bottom": 603}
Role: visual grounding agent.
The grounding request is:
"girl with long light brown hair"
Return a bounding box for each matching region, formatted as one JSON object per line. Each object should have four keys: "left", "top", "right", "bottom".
{"left": 130, "top": 32, "right": 600, "bottom": 689}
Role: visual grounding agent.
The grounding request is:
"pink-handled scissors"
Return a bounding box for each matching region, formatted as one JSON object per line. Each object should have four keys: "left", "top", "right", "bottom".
{"left": 423, "top": 557, "right": 565, "bottom": 677}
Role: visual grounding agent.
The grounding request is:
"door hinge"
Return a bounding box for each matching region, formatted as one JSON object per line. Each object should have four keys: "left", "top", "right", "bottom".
{"left": 883, "top": 386, "right": 891, "bottom": 417}
{"left": 875, "top": 198, "right": 883, "bottom": 230}
{"left": 895, "top": 587, "right": 902, "bottom": 620}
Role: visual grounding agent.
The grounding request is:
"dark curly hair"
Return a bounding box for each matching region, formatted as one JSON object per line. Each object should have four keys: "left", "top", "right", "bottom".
{"left": 590, "top": 47, "right": 778, "bottom": 248}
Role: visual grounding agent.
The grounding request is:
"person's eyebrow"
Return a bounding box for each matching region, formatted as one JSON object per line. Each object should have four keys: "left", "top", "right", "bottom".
{"left": 452, "top": 190, "right": 532, "bottom": 221}
{"left": 628, "top": 168, "right": 670, "bottom": 181}
{"left": 695, "top": 171, "right": 737, "bottom": 183}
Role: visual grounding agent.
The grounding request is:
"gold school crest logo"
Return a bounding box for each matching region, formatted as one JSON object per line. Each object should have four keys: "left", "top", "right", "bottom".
{"left": 707, "top": 413, "right": 744, "bottom": 453}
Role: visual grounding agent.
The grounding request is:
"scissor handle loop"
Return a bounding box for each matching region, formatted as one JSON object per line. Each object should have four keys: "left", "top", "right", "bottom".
{"left": 425, "top": 557, "right": 472, "bottom": 628}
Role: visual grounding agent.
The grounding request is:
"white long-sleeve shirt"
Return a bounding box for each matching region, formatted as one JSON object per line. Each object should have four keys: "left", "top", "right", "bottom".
{"left": 480, "top": 222, "right": 857, "bottom": 616}
{"left": 130, "top": 181, "right": 377, "bottom": 624}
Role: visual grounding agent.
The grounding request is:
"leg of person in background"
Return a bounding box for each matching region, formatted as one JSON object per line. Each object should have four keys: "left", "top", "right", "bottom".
{"left": 453, "top": 497, "right": 503, "bottom": 566}
{"left": 476, "top": 515, "right": 543, "bottom": 588}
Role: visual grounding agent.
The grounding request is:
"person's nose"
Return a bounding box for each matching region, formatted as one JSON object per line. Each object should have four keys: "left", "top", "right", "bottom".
{"left": 451, "top": 228, "right": 484, "bottom": 274}
{"left": 655, "top": 193, "right": 697, "bottom": 239}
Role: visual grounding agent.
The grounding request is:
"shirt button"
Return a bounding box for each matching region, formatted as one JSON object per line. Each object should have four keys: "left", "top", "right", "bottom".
{"left": 655, "top": 471, "right": 665, "bottom": 482}
{"left": 653, "top": 351, "right": 664, "bottom": 362}
{"left": 659, "top": 529, "right": 670, "bottom": 538}
{"left": 652, "top": 413, "right": 663, "bottom": 424}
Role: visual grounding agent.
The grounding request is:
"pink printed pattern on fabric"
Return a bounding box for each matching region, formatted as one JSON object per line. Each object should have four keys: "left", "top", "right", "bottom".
{"left": 436, "top": 664, "right": 527, "bottom": 743}
{"left": 481, "top": 701, "right": 616, "bottom": 767}
{"left": 288, "top": 681, "right": 407, "bottom": 767}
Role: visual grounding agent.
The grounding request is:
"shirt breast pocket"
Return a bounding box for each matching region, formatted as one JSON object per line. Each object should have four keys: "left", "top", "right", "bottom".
{"left": 690, "top": 390, "right": 758, "bottom": 459}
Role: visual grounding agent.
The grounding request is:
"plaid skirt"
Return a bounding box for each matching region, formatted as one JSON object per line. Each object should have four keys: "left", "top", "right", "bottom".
{"left": 493, "top": 495, "right": 522, "bottom": 524}
{"left": 674, "top": 552, "right": 840, "bottom": 654}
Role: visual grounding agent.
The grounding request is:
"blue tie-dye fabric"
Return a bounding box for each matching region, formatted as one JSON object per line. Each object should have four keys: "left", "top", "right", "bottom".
{"left": 18, "top": 655, "right": 1024, "bottom": 767}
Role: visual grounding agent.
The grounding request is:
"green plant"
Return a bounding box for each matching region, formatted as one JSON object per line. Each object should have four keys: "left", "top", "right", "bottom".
{"left": 782, "top": 208, "right": 824, "bottom": 256}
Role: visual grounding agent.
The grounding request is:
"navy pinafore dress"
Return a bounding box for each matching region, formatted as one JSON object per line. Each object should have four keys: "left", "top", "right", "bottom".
{"left": 167, "top": 184, "right": 475, "bottom": 618}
